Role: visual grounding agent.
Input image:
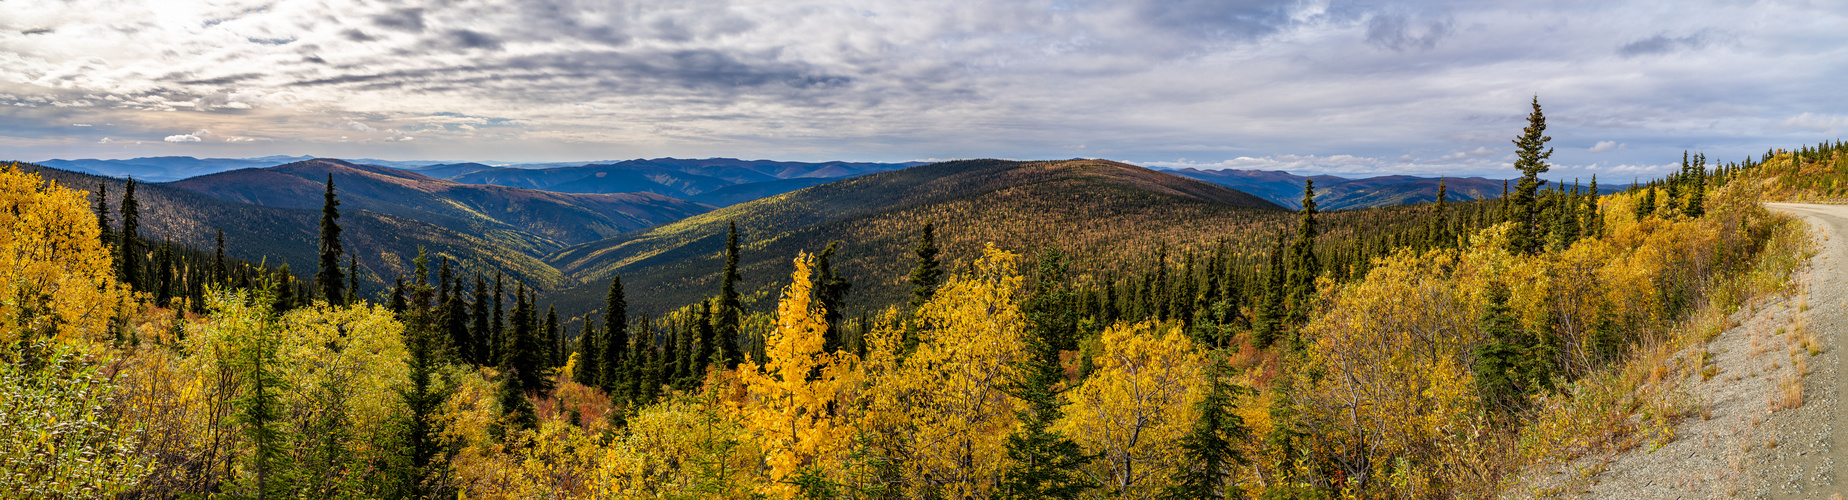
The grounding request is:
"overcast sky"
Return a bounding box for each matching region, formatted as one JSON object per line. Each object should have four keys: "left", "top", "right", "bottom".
{"left": 2, "top": 0, "right": 1843, "bottom": 178}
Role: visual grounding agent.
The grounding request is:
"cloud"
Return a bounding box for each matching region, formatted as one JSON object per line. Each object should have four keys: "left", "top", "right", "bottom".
{"left": 98, "top": 137, "right": 112, "bottom": 143}
{"left": 164, "top": 134, "right": 202, "bottom": 142}
{"left": 1618, "top": 30, "right": 1722, "bottom": 57}
{"left": 1366, "top": 13, "right": 1452, "bottom": 52}
{"left": 1589, "top": 141, "right": 1624, "bottom": 153}
{"left": 1784, "top": 113, "right": 1848, "bottom": 133}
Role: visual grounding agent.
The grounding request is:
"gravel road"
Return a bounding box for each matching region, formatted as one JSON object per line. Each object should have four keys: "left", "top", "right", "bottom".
{"left": 1524, "top": 204, "right": 1844, "bottom": 498}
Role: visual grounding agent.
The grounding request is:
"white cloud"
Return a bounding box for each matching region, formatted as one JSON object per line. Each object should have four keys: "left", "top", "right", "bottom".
{"left": 164, "top": 134, "right": 202, "bottom": 142}
{"left": 0, "top": 0, "right": 1841, "bottom": 171}
{"left": 98, "top": 137, "right": 112, "bottom": 143}
{"left": 1589, "top": 141, "right": 1624, "bottom": 153}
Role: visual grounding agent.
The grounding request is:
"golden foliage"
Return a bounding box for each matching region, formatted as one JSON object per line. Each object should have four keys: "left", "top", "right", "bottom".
{"left": 1060, "top": 320, "right": 1204, "bottom": 499}
{"left": 0, "top": 162, "right": 127, "bottom": 349}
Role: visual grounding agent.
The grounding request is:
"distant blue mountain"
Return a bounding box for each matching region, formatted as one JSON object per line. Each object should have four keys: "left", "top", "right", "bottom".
{"left": 36, "top": 156, "right": 315, "bottom": 182}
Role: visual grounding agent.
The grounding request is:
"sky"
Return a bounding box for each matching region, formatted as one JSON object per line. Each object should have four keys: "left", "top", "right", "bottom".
{"left": 2, "top": 0, "right": 1844, "bottom": 179}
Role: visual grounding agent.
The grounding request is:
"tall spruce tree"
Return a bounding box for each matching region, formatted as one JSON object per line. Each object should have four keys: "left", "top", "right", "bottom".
{"left": 716, "top": 221, "right": 743, "bottom": 369}
{"left": 471, "top": 274, "right": 490, "bottom": 365}
{"left": 1161, "top": 353, "right": 1253, "bottom": 500}
{"left": 1508, "top": 96, "right": 1555, "bottom": 255}
{"left": 214, "top": 229, "right": 228, "bottom": 285}
{"left": 119, "top": 178, "right": 142, "bottom": 291}
{"left": 389, "top": 248, "right": 456, "bottom": 498}
{"left": 317, "top": 174, "right": 346, "bottom": 304}
{"left": 544, "top": 305, "right": 559, "bottom": 368}
{"left": 442, "top": 280, "right": 470, "bottom": 363}
{"left": 346, "top": 253, "right": 359, "bottom": 305}
{"left": 812, "top": 241, "right": 852, "bottom": 353}
{"left": 909, "top": 221, "right": 942, "bottom": 309}
{"left": 503, "top": 282, "right": 547, "bottom": 393}
{"left": 1584, "top": 176, "right": 1603, "bottom": 238}
{"left": 92, "top": 182, "right": 112, "bottom": 252}
{"left": 491, "top": 273, "right": 505, "bottom": 364}
{"left": 155, "top": 241, "right": 174, "bottom": 307}
{"left": 1284, "top": 179, "right": 1319, "bottom": 332}
{"left": 574, "top": 319, "right": 599, "bottom": 387}
{"left": 603, "top": 276, "right": 629, "bottom": 390}
{"left": 995, "top": 302, "right": 1094, "bottom": 499}
{"left": 1252, "top": 232, "right": 1287, "bottom": 349}
{"left": 1685, "top": 153, "right": 1706, "bottom": 218}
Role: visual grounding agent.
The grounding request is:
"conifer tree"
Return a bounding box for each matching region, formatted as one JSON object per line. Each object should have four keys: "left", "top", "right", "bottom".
{"left": 716, "top": 221, "right": 743, "bottom": 369}
{"left": 574, "top": 319, "right": 599, "bottom": 387}
{"left": 442, "top": 280, "right": 470, "bottom": 363}
{"left": 1637, "top": 186, "right": 1656, "bottom": 221}
{"left": 1430, "top": 179, "right": 1451, "bottom": 248}
{"left": 909, "top": 221, "right": 942, "bottom": 309}
{"left": 346, "top": 253, "right": 359, "bottom": 305}
{"left": 503, "top": 281, "right": 548, "bottom": 393}
{"left": 1473, "top": 284, "right": 1549, "bottom": 413}
{"left": 1508, "top": 97, "right": 1554, "bottom": 255}
{"left": 1685, "top": 153, "right": 1706, "bottom": 218}
{"left": 390, "top": 278, "right": 407, "bottom": 315}
{"left": 119, "top": 178, "right": 142, "bottom": 291}
{"left": 492, "top": 273, "right": 505, "bottom": 363}
{"left": 92, "top": 181, "right": 112, "bottom": 252}
{"left": 694, "top": 299, "right": 715, "bottom": 375}
{"left": 1161, "top": 354, "right": 1252, "bottom": 500}
{"left": 1284, "top": 179, "right": 1320, "bottom": 331}
{"left": 493, "top": 368, "right": 538, "bottom": 441}
{"left": 155, "top": 241, "right": 174, "bottom": 307}
{"left": 603, "top": 276, "right": 629, "bottom": 390}
{"left": 1584, "top": 175, "right": 1603, "bottom": 238}
{"left": 812, "top": 241, "right": 852, "bottom": 352}
{"left": 471, "top": 274, "right": 489, "bottom": 365}
{"left": 995, "top": 301, "right": 1094, "bottom": 499}
{"left": 235, "top": 296, "right": 291, "bottom": 499}
{"left": 317, "top": 174, "right": 346, "bottom": 305}
{"left": 389, "top": 247, "right": 456, "bottom": 498}
{"left": 544, "top": 305, "right": 559, "bottom": 368}
{"left": 214, "top": 229, "right": 228, "bottom": 285}
{"left": 1252, "top": 232, "right": 1287, "bottom": 349}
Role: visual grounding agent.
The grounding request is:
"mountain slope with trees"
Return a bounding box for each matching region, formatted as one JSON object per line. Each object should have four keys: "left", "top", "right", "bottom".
{"left": 165, "top": 159, "right": 712, "bottom": 256}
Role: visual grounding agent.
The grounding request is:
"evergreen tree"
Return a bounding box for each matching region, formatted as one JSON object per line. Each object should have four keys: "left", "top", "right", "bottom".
{"left": 346, "top": 253, "right": 359, "bottom": 305}
{"left": 492, "top": 273, "right": 505, "bottom": 364}
{"left": 995, "top": 305, "right": 1094, "bottom": 499}
{"left": 388, "top": 248, "right": 456, "bottom": 498}
{"left": 390, "top": 278, "right": 407, "bottom": 315}
{"left": 603, "top": 276, "right": 629, "bottom": 390}
{"left": 716, "top": 221, "right": 743, "bottom": 369}
{"left": 1685, "top": 153, "right": 1706, "bottom": 218}
{"left": 1161, "top": 353, "right": 1252, "bottom": 500}
{"left": 1284, "top": 179, "right": 1320, "bottom": 332}
{"left": 155, "top": 241, "right": 174, "bottom": 307}
{"left": 119, "top": 178, "right": 142, "bottom": 291}
{"left": 1584, "top": 176, "right": 1603, "bottom": 238}
{"left": 1508, "top": 96, "right": 1555, "bottom": 255}
{"left": 92, "top": 181, "right": 112, "bottom": 252}
{"left": 502, "top": 282, "right": 548, "bottom": 393}
{"left": 544, "top": 305, "right": 559, "bottom": 368}
{"left": 694, "top": 299, "right": 715, "bottom": 376}
{"left": 1252, "top": 232, "right": 1287, "bottom": 349}
{"left": 574, "top": 319, "right": 600, "bottom": 387}
{"left": 235, "top": 298, "right": 292, "bottom": 499}
{"left": 812, "top": 241, "right": 852, "bottom": 353}
{"left": 1430, "top": 179, "right": 1451, "bottom": 248}
{"left": 909, "top": 221, "right": 942, "bottom": 309}
{"left": 1637, "top": 186, "right": 1656, "bottom": 221}
{"left": 493, "top": 368, "right": 538, "bottom": 441}
{"left": 316, "top": 174, "right": 346, "bottom": 305}
{"left": 214, "top": 229, "right": 228, "bottom": 285}
{"left": 471, "top": 274, "right": 489, "bottom": 366}
{"left": 442, "top": 282, "right": 470, "bottom": 363}
{"left": 1473, "top": 284, "right": 1549, "bottom": 413}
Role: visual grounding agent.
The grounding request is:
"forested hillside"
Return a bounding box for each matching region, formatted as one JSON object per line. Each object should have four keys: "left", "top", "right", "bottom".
{"left": 23, "top": 164, "right": 568, "bottom": 295}
{"left": 167, "top": 159, "right": 712, "bottom": 255}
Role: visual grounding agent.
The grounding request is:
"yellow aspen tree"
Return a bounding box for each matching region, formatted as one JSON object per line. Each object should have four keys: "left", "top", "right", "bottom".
{"left": 1060, "top": 320, "right": 1205, "bottom": 499}
{"left": 737, "top": 253, "right": 859, "bottom": 497}
{"left": 0, "top": 163, "right": 128, "bottom": 349}
{"left": 859, "top": 244, "right": 1027, "bottom": 497}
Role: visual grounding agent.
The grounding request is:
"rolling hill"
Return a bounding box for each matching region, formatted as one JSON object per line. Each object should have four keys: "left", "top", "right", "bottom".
{"left": 20, "top": 163, "right": 569, "bottom": 296}
{"left": 164, "top": 159, "right": 713, "bottom": 256}
{"left": 1165, "top": 168, "right": 1511, "bottom": 210}
{"left": 542, "top": 159, "right": 1290, "bottom": 316}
